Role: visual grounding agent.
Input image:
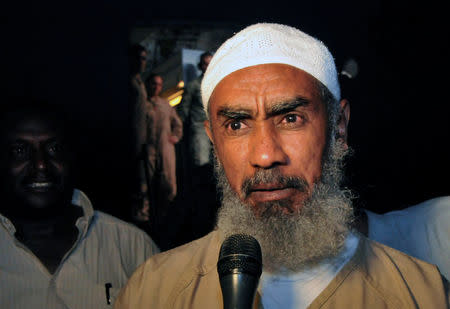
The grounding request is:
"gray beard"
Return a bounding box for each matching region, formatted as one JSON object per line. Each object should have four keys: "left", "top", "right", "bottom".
{"left": 215, "top": 140, "right": 354, "bottom": 274}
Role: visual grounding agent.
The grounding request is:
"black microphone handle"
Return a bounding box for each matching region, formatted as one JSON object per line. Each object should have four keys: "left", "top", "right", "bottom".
{"left": 220, "top": 273, "right": 260, "bottom": 309}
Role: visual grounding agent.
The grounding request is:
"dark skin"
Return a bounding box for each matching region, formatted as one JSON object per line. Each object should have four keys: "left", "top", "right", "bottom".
{"left": 0, "top": 115, "right": 82, "bottom": 274}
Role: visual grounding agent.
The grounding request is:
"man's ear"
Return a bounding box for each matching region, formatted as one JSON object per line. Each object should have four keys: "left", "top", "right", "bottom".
{"left": 204, "top": 119, "right": 214, "bottom": 144}
{"left": 337, "top": 99, "right": 350, "bottom": 147}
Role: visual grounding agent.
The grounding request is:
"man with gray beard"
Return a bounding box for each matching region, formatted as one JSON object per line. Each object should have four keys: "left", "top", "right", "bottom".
{"left": 215, "top": 137, "right": 352, "bottom": 274}
{"left": 115, "top": 23, "right": 449, "bottom": 309}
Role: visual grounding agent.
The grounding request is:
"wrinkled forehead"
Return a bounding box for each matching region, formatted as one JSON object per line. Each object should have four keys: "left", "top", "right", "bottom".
{"left": 208, "top": 64, "right": 323, "bottom": 114}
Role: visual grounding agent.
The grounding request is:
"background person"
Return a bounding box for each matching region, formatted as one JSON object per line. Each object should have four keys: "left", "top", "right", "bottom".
{"left": 128, "top": 43, "right": 152, "bottom": 222}
{"left": 136, "top": 73, "right": 183, "bottom": 246}
{"left": 0, "top": 98, "right": 159, "bottom": 309}
{"left": 145, "top": 73, "right": 183, "bottom": 205}
{"left": 178, "top": 51, "right": 214, "bottom": 168}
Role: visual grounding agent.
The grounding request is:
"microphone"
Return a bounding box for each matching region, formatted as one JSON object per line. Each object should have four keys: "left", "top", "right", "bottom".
{"left": 217, "top": 234, "right": 262, "bottom": 309}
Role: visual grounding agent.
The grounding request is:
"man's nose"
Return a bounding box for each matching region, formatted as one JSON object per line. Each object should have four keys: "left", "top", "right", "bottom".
{"left": 248, "top": 124, "right": 288, "bottom": 169}
{"left": 32, "top": 150, "right": 48, "bottom": 171}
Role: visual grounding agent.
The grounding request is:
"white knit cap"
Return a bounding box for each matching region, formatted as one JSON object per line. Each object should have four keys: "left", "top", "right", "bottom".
{"left": 201, "top": 23, "right": 340, "bottom": 114}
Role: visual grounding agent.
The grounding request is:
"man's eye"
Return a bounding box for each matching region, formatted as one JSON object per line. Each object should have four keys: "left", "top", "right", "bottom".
{"left": 228, "top": 120, "right": 243, "bottom": 131}
{"left": 47, "top": 143, "right": 62, "bottom": 156}
{"left": 285, "top": 114, "right": 298, "bottom": 123}
{"left": 281, "top": 114, "right": 306, "bottom": 127}
{"left": 10, "top": 145, "right": 29, "bottom": 158}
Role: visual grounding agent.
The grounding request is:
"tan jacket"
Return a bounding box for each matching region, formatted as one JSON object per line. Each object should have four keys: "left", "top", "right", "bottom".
{"left": 114, "top": 230, "right": 449, "bottom": 308}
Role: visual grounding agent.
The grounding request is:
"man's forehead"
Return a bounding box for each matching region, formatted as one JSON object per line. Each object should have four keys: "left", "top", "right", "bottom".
{"left": 216, "top": 96, "right": 312, "bottom": 117}
{"left": 2, "top": 118, "right": 61, "bottom": 141}
{"left": 209, "top": 64, "right": 322, "bottom": 115}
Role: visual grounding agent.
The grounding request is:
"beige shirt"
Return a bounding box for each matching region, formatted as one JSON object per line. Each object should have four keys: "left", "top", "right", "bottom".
{"left": 114, "top": 230, "right": 449, "bottom": 308}
{"left": 0, "top": 189, "right": 159, "bottom": 309}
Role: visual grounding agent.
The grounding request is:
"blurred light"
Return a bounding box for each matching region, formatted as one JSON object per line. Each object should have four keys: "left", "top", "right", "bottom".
{"left": 166, "top": 89, "right": 184, "bottom": 107}
{"left": 177, "top": 80, "right": 184, "bottom": 88}
{"left": 169, "top": 95, "right": 182, "bottom": 106}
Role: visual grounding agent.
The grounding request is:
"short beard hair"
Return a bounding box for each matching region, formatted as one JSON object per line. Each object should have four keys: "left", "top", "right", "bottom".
{"left": 215, "top": 136, "right": 354, "bottom": 274}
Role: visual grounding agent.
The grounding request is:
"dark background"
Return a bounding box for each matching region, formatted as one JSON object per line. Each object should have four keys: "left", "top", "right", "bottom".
{"left": 1, "top": 1, "right": 449, "bottom": 245}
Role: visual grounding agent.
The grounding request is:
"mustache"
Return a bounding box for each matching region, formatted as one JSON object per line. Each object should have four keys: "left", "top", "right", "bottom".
{"left": 21, "top": 171, "right": 58, "bottom": 185}
{"left": 242, "top": 168, "right": 309, "bottom": 198}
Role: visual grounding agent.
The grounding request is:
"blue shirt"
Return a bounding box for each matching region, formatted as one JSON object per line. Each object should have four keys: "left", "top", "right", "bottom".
{"left": 365, "top": 196, "right": 450, "bottom": 280}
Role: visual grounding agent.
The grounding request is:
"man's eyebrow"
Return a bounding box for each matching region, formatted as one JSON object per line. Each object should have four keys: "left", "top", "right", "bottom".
{"left": 9, "top": 134, "right": 56, "bottom": 143}
{"left": 217, "top": 107, "right": 252, "bottom": 119}
{"left": 9, "top": 136, "right": 31, "bottom": 143}
{"left": 267, "top": 97, "right": 310, "bottom": 117}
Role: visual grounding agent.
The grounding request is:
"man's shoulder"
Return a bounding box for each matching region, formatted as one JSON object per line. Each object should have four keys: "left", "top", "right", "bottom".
{"left": 114, "top": 231, "right": 222, "bottom": 308}
{"left": 92, "top": 211, "right": 156, "bottom": 239}
{"left": 125, "top": 231, "right": 220, "bottom": 288}
{"left": 333, "top": 236, "right": 449, "bottom": 308}
{"left": 92, "top": 210, "right": 148, "bottom": 234}
{"left": 365, "top": 196, "right": 450, "bottom": 245}
{"left": 381, "top": 196, "right": 450, "bottom": 219}
{"left": 406, "top": 196, "right": 450, "bottom": 227}
{"left": 359, "top": 236, "right": 442, "bottom": 276}
{"left": 73, "top": 189, "right": 150, "bottom": 238}
{"left": 140, "top": 230, "right": 220, "bottom": 274}
{"left": 89, "top": 211, "right": 160, "bottom": 256}
{"left": 365, "top": 196, "right": 450, "bottom": 279}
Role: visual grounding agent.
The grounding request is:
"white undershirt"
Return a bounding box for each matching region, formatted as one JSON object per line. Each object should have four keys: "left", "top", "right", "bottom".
{"left": 258, "top": 233, "right": 359, "bottom": 309}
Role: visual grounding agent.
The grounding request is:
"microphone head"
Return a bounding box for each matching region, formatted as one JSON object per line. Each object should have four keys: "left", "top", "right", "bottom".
{"left": 217, "top": 234, "right": 262, "bottom": 278}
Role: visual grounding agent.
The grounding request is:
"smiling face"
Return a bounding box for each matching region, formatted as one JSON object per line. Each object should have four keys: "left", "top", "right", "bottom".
{"left": 0, "top": 115, "right": 73, "bottom": 214}
{"left": 205, "top": 64, "right": 329, "bottom": 217}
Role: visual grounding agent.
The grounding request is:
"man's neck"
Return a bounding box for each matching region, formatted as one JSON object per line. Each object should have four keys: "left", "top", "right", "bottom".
{"left": 13, "top": 203, "right": 81, "bottom": 233}
{"left": 13, "top": 203, "right": 83, "bottom": 274}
